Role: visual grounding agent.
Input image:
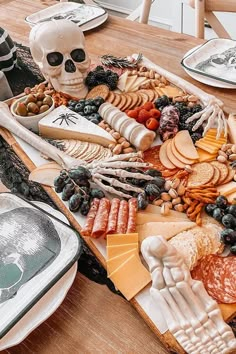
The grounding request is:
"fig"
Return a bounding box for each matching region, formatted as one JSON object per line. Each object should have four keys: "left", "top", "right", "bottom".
{"left": 16, "top": 102, "right": 27, "bottom": 116}
{"left": 27, "top": 112, "right": 35, "bottom": 116}
{"left": 43, "top": 96, "right": 53, "bottom": 107}
{"left": 27, "top": 102, "right": 39, "bottom": 114}
{"left": 39, "top": 104, "right": 50, "bottom": 113}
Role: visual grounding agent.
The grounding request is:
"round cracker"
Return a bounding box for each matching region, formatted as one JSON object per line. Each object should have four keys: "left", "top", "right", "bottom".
{"left": 166, "top": 138, "right": 186, "bottom": 169}
{"left": 127, "top": 92, "right": 139, "bottom": 109}
{"left": 210, "top": 161, "right": 229, "bottom": 184}
{"left": 117, "top": 94, "right": 127, "bottom": 110}
{"left": 138, "top": 91, "right": 149, "bottom": 105}
{"left": 121, "top": 93, "right": 133, "bottom": 111}
{"left": 171, "top": 139, "right": 196, "bottom": 165}
{"left": 138, "top": 89, "right": 155, "bottom": 102}
{"left": 187, "top": 162, "right": 215, "bottom": 187}
{"left": 86, "top": 84, "right": 110, "bottom": 100}
{"left": 112, "top": 93, "right": 122, "bottom": 107}
{"left": 159, "top": 140, "right": 176, "bottom": 170}
{"left": 211, "top": 166, "right": 221, "bottom": 185}
{"left": 106, "top": 91, "right": 115, "bottom": 103}
{"left": 220, "top": 166, "right": 235, "bottom": 185}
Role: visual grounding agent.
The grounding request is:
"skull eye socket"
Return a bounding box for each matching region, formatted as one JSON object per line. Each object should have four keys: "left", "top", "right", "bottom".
{"left": 70, "top": 49, "right": 86, "bottom": 63}
{"left": 47, "top": 52, "right": 63, "bottom": 66}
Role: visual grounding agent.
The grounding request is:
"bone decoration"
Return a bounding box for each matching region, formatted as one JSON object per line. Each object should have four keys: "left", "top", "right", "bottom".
{"left": 134, "top": 55, "right": 227, "bottom": 139}
{"left": 29, "top": 20, "right": 91, "bottom": 99}
{"left": 141, "top": 236, "right": 236, "bottom": 354}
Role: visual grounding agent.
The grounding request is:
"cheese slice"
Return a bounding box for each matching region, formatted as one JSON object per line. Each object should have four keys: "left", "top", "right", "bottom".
{"left": 108, "top": 253, "right": 151, "bottom": 300}
{"left": 129, "top": 77, "right": 148, "bottom": 91}
{"left": 137, "top": 211, "right": 189, "bottom": 224}
{"left": 107, "top": 243, "right": 139, "bottom": 259}
{"left": 217, "top": 181, "right": 236, "bottom": 196}
{"left": 160, "top": 85, "right": 183, "bottom": 98}
{"left": 39, "top": 106, "right": 116, "bottom": 147}
{"left": 227, "top": 191, "right": 236, "bottom": 204}
{"left": 106, "top": 249, "right": 138, "bottom": 275}
{"left": 117, "top": 71, "right": 129, "bottom": 91}
{"left": 137, "top": 221, "right": 196, "bottom": 242}
{"left": 107, "top": 233, "right": 138, "bottom": 246}
{"left": 197, "top": 148, "right": 217, "bottom": 162}
{"left": 124, "top": 75, "right": 138, "bottom": 92}
{"left": 228, "top": 114, "right": 236, "bottom": 144}
{"left": 195, "top": 141, "right": 219, "bottom": 154}
{"left": 144, "top": 204, "right": 189, "bottom": 220}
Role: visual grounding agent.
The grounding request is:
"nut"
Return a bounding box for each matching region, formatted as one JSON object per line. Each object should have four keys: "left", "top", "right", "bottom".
{"left": 187, "top": 95, "right": 198, "bottom": 102}
{"left": 164, "top": 180, "right": 172, "bottom": 191}
{"left": 158, "top": 83, "right": 165, "bottom": 88}
{"left": 106, "top": 127, "right": 111, "bottom": 132}
{"left": 174, "top": 96, "right": 184, "bottom": 103}
{"left": 109, "top": 129, "right": 115, "bottom": 135}
{"left": 118, "top": 137, "right": 126, "bottom": 144}
{"left": 174, "top": 204, "right": 184, "bottom": 212}
{"left": 121, "top": 141, "right": 131, "bottom": 148}
{"left": 232, "top": 145, "right": 236, "bottom": 154}
{"left": 217, "top": 155, "right": 227, "bottom": 163}
{"left": 163, "top": 201, "right": 173, "bottom": 209}
{"left": 108, "top": 143, "right": 116, "bottom": 150}
{"left": 226, "top": 149, "right": 233, "bottom": 156}
{"left": 177, "top": 183, "right": 186, "bottom": 196}
{"left": 123, "top": 147, "right": 135, "bottom": 154}
{"left": 153, "top": 199, "right": 164, "bottom": 206}
{"left": 170, "top": 178, "right": 180, "bottom": 189}
{"left": 172, "top": 197, "right": 182, "bottom": 206}
{"left": 184, "top": 165, "right": 193, "bottom": 173}
{"left": 218, "top": 150, "right": 228, "bottom": 159}
{"left": 187, "top": 102, "right": 195, "bottom": 108}
{"left": 160, "top": 76, "right": 167, "bottom": 85}
{"left": 112, "top": 144, "right": 122, "bottom": 155}
{"left": 112, "top": 132, "right": 121, "bottom": 140}
{"left": 161, "top": 192, "right": 171, "bottom": 201}
{"left": 229, "top": 154, "right": 236, "bottom": 161}
{"left": 161, "top": 203, "right": 170, "bottom": 216}
{"left": 221, "top": 144, "right": 228, "bottom": 152}
{"left": 168, "top": 188, "right": 178, "bottom": 199}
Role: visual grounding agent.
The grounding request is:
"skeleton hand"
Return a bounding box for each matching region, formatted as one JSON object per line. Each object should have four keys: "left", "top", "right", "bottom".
{"left": 141, "top": 236, "right": 236, "bottom": 354}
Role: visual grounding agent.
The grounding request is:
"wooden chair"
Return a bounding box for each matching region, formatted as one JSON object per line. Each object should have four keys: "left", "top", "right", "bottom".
{"left": 189, "top": 0, "right": 236, "bottom": 39}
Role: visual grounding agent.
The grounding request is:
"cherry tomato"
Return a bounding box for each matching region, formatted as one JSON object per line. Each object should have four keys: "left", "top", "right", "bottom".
{"left": 145, "top": 117, "right": 159, "bottom": 131}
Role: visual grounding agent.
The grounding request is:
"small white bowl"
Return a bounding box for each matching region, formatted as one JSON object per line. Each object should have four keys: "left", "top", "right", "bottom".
{"left": 10, "top": 94, "right": 55, "bottom": 133}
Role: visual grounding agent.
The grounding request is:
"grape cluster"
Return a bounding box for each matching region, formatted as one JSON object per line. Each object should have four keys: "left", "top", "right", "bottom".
{"left": 85, "top": 66, "right": 119, "bottom": 90}
{"left": 136, "top": 169, "right": 164, "bottom": 210}
{"left": 175, "top": 102, "right": 203, "bottom": 143}
{"left": 205, "top": 195, "right": 236, "bottom": 254}
{"left": 54, "top": 166, "right": 105, "bottom": 215}
{"left": 67, "top": 96, "right": 104, "bottom": 125}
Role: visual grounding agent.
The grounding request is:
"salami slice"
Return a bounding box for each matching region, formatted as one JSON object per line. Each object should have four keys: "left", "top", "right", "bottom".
{"left": 91, "top": 198, "right": 110, "bottom": 238}
{"left": 191, "top": 255, "right": 236, "bottom": 304}
{"left": 116, "top": 200, "right": 129, "bottom": 234}
{"left": 106, "top": 198, "right": 120, "bottom": 235}
{"left": 126, "top": 198, "right": 138, "bottom": 233}
{"left": 81, "top": 198, "right": 100, "bottom": 236}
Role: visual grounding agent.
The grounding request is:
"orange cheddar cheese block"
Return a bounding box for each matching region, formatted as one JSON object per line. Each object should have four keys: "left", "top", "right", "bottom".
{"left": 227, "top": 192, "right": 236, "bottom": 204}
{"left": 195, "top": 141, "right": 219, "bottom": 154}
{"left": 106, "top": 249, "right": 138, "bottom": 275}
{"left": 108, "top": 253, "right": 151, "bottom": 300}
{"left": 107, "top": 243, "right": 139, "bottom": 259}
{"left": 217, "top": 182, "right": 236, "bottom": 196}
{"left": 107, "top": 233, "right": 138, "bottom": 246}
{"left": 197, "top": 148, "right": 217, "bottom": 162}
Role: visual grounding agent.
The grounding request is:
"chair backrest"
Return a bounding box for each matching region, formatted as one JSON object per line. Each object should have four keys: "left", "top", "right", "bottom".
{"left": 189, "top": 0, "right": 236, "bottom": 39}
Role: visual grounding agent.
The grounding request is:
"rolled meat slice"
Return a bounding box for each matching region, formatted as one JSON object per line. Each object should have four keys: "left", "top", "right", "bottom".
{"left": 81, "top": 198, "right": 100, "bottom": 236}
{"left": 126, "top": 198, "right": 138, "bottom": 233}
{"left": 91, "top": 198, "right": 111, "bottom": 238}
{"left": 106, "top": 198, "right": 120, "bottom": 235}
{"left": 116, "top": 200, "right": 129, "bottom": 234}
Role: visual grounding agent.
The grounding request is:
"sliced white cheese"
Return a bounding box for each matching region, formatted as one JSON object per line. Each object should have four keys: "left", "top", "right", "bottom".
{"left": 129, "top": 77, "right": 149, "bottom": 91}
{"left": 117, "top": 71, "right": 129, "bottom": 92}
{"left": 39, "top": 106, "right": 116, "bottom": 147}
{"left": 136, "top": 211, "right": 189, "bottom": 225}
{"left": 124, "top": 75, "right": 138, "bottom": 92}
{"left": 137, "top": 221, "right": 196, "bottom": 242}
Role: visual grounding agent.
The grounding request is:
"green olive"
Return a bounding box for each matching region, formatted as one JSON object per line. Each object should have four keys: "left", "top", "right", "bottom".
{"left": 43, "top": 96, "right": 53, "bottom": 107}
{"left": 16, "top": 102, "right": 28, "bottom": 116}
{"left": 27, "top": 102, "right": 40, "bottom": 114}
{"left": 39, "top": 104, "right": 50, "bottom": 113}
{"left": 27, "top": 112, "right": 35, "bottom": 116}
{"left": 24, "top": 94, "right": 37, "bottom": 104}
{"left": 36, "top": 93, "right": 45, "bottom": 101}
{"left": 36, "top": 100, "right": 43, "bottom": 108}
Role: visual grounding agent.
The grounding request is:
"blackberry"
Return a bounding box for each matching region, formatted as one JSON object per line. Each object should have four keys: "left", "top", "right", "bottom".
{"left": 179, "top": 120, "right": 196, "bottom": 133}
{"left": 106, "top": 73, "right": 119, "bottom": 90}
{"left": 154, "top": 95, "right": 170, "bottom": 109}
{"left": 95, "top": 65, "right": 104, "bottom": 72}
{"left": 191, "top": 104, "right": 203, "bottom": 114}
{"left": 174, "top": 102, "right": 190, "bottom": 119}
{"left": 191, "top": 132, "right": 202, "bottom": 143}
{"left": 85, "top": 74, "right": 98, "bottom": 89}
{"left": 180, "top": 112, "right": 193, "bottom": 122}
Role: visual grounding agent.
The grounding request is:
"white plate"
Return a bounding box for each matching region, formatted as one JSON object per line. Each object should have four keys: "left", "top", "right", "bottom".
{"left": 0, "top": 201, "right": 78, "bottom": 350}
{"left": 25, "top": 2, "right": 108, "bottom": 32}
{"left": 181, "top": 39, "right": 236, "bottom": 89}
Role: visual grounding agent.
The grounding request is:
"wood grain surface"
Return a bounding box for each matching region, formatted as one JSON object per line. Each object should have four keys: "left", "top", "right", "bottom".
{"left": 0, "top": 1, "right": 235, "bottom": 352}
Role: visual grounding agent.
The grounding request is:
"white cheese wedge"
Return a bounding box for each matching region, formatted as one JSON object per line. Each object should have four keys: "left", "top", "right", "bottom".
{"left": 137, "top": 221, "right": 196, "bottom": 242}
{"left": 129, "top": 77, "right": 149, "bottom": 91}
{"left": 117, "top": 71, "right": 129, "bottom": 91}
{"left": 39, "top": 106, "right": 116, "bottom": 147}
{"left": 136, "top": 211, "right": 189, "bottom": 225}
{"left": 124, "top": 75, "right": 138, "bottom": 92}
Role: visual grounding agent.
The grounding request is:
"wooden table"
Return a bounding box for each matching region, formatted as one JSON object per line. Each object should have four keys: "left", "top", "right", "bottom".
{"left": 0, "top": 1, "right": 235, "bottom": 353}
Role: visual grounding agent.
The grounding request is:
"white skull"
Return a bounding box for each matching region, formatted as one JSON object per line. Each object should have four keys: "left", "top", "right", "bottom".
{"left": 29, "top": 20, "right": 91, "bottom": 98}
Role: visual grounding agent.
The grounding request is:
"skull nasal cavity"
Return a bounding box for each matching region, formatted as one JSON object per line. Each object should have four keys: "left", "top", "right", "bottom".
{"left": 65, "top": 59, "right": 76, "bottom": 73}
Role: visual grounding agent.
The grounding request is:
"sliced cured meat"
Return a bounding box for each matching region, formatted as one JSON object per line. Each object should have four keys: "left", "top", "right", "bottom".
{"left": 91, "top": 198, "right": 110, "bottom": 238}
{"left": 126, "top": 198, "right": 138, "bottom": 233}
{"left": 116, "top": 200, "right": 129, "bottom": 234}
{"left": 143, "top": 145, "right": 165, "bottom": 171}
{"left": 191, "top": 255, "right": 236, "bottom": 304}
{"left": 81, "top": 198, "right": 100, "bottom": 236}
{"left": 106, "top": 198, "right": 120, "bottom": 235}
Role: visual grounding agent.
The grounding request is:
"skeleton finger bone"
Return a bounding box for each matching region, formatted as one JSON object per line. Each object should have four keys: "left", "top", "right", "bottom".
{"left": 93, "top": 173, "right": 143, "bottom": 193}
{"left": 88, "top": 151, "right": 143, "bottom": 165}
{"left": 92, "top": 167, "right": 154, "bottom": 181}
{"left": 89, "top": 161, "right": 151, "bottom": 169}
{"left": 92, "top": 177, "right": 132, "bottom": 199}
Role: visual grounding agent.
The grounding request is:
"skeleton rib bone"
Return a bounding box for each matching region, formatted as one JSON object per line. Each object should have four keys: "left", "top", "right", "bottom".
{"left": 141, "top": 236, "right": 236, "bottom": 354}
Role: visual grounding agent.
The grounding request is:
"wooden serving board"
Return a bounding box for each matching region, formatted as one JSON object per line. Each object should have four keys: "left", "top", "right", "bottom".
{"left": 0, "top": 124, "right": 236, "bottom": 354}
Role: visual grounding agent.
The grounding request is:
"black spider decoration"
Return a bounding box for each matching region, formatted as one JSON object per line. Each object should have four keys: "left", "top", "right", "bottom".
{"left": 52, "top": 112, "right": 78, "bottom": 126}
